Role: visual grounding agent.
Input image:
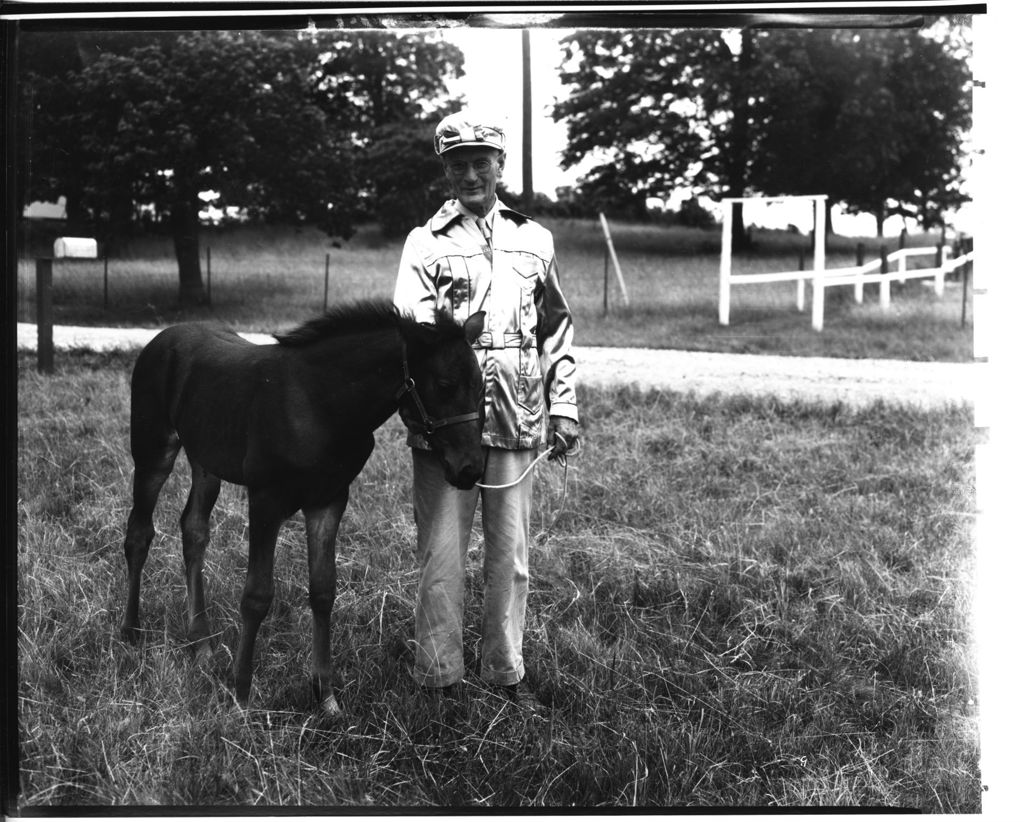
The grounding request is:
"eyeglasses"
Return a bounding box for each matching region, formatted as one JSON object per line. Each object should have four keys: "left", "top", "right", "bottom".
{"left": 444, "top": 158, "right": 498, "bottom": 176}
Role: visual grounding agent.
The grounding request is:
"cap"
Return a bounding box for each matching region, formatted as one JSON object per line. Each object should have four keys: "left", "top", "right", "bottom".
{"left": 434, "top": 111, "right": 506, "bottom": 156}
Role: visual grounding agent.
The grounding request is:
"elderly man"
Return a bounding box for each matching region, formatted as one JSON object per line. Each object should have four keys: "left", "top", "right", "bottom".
{"left": 393, "top": 111, "right": 580, "bottom": 709}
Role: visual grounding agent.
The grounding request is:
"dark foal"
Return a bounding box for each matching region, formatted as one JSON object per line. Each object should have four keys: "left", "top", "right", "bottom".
{"left": 120, "top": 301, "right": 485, "bottom": 712}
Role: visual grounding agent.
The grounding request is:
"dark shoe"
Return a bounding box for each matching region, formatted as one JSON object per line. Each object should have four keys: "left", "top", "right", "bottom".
{"left": 501, "top": 682, "right": 548, "bottom": 717}
{"left": 418, "top": 682, "right": 467, "bottom": 737}
{"left": 421, "top": 682, "right": 463, "bottom": 704}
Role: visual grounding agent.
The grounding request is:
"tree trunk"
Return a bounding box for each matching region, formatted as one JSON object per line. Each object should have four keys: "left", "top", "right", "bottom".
{"left": 170, "top": 191, "right": 206, "bottom": 306}
{"left": 730, "top": 201, "right": 748, "bottom": 252}
{"left": 727, "top": 28, "right": 754, "bottom": 252}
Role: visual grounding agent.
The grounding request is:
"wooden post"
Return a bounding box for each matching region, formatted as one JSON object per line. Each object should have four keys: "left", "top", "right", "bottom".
{"left": 603, "top": 246, "right": 609, "bottom": 317}
{"left": 934, "top": 243, "right": 946, "bottom": 297}
{"left": 811, "top": 196, "right": 826, "bottom": 331}
{"left": 323, "top": 253, "right": 330, "bottom": 312}
{"left": 961, "top": 257, "right": 970, "bottom": 328}
{"left": 897, "top": 230, "right": 905, "bottom": 284}
{"left": 36, "top": 257, "right": 54, "bottom": 374}
{"left": 796, "top": 248, "right": 806, "bottom": 312}
{"left": 719, "top": 204, "right": 733, "bottom": 325}
{"left": 598, "top": 213, "right": 629, "bottom": 306}
{"left": 103, "top": 255, "right": 109, "bottom": 309}
{"left": 854, "top": 242, "right": 865, "bottom": 304}
{"left": 879, "top": 245, "right": 890, "bottom": 310}
{"left": 521, "top": 29, "right": 534, "bottom": 213}
{"left": 206, "top": 246, "right": 212, "bottom": 304}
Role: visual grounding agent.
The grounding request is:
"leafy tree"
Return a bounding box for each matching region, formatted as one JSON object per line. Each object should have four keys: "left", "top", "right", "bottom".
{"left": 17, "top": 31, "right": 178, "bottom": 231}
{"left": 555, "top": 28, "right": 755, "bottom": 245}
{"left": 555, "top": 22, "right": 972, "bottom": 239}
{"left": 21, "top": 30, "right": 356, "bottom": 304}
{"left": 750, "top": 26, "right": 972, "bottom": 234}
{"left": 309, "top": 30, "right": 464, "bottom": 235}
{"left": 19, "top": 28, "right": 464, "bottom": 302}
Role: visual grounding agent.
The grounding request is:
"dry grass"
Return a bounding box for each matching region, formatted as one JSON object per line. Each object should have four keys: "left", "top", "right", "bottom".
{"left": 16, "top": 351, "right": 979, "bottom": 810}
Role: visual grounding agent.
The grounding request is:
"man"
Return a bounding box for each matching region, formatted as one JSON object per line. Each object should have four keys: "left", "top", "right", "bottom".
{"left": 393, "top": 110, "right": 580, "bottom": 709}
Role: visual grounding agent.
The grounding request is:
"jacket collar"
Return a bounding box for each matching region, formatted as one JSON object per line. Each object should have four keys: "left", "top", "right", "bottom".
{"left": 428, "top": 199, "right": 528, "bottom": 234}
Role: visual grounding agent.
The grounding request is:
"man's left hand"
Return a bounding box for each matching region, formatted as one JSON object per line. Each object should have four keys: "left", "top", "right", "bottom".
{"left": 548, "top": 416, "right": 581, "bottom": 460}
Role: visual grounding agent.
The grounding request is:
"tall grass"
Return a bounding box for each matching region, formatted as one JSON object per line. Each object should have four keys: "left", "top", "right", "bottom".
{"left": 16, "top": 219, "right": 973, "bottom": 361}
{"left": 17, "top": 351, "right": 979, "bottom": 809}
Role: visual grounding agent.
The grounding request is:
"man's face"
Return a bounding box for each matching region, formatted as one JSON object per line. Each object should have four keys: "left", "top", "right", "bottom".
{"left": 442, "top": 147, "right": 504, "bottom": 217}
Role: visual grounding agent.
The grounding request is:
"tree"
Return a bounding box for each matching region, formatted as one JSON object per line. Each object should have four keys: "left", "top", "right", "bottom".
{"left": 749, "top": 26, "right": 972, "bottom": 235}
{"left": 20, "top": 29, "right": 467, "bottom": 296}
{"left": 309, "top": 30, "right": 465, "bottom": 235}
{"left": 21, "top": 30, "right": 357, "bottom": 305}
{"left": 554, "top": 22, "right": 972, "bottom": 239}
{"left": 554, "top": 28, "right": 756, "bottom": 246}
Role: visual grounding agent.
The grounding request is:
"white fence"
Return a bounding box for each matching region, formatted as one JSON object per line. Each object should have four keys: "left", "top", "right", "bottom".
{"left": 718, "top": 195, "right": 974, "bottom": 331}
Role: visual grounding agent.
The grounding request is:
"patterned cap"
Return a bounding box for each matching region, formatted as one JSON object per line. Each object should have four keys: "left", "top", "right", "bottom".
{"left": 434, "top": 110, "right": 506, "bottom": 155}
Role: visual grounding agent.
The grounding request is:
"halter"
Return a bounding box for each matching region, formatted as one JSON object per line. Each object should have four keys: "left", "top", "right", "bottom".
{"left": 395, "top": 342, "right": 480, "bottom": 437}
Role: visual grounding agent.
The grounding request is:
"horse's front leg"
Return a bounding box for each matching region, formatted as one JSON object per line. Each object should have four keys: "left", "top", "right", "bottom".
{"left": 233, "top": 487, "right": 290, "bottom": 708}
{"left": 303, "top": 489, "right": 349, "bottom": 716}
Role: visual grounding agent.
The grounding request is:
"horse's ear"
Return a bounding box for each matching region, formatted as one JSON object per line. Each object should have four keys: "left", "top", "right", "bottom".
{"left": 464, "top": 311, "right": 486, "bottom": 344}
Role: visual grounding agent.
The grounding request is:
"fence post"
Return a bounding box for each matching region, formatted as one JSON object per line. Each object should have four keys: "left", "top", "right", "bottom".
{"left": 897, "top": 230, "right": 905, "bottom": 284}
{"left": 719, "top": 204, "right": 733, "bottom": 325}
{"left": 811, "top": 196, "right": 826, "bottom": 331}
{"left": 961, "top": 250, "right": 970, "bottom": 328}
{"left": 598, "top": 213, "right": 629, "bottom": 307}
{"left": 796, "top": 247, "right": 806, "bottom": 312}
{"left": 879, "top": 244, "right": 890, "bottom": 310}
{"left": 854, "top": 242, "right": 865, "bottom": 304}
{"left": 36, "top": 257, "right": 54, "bottom": 374}
{"left": 206, "top": 246, "right": 212, "bottom": 304}
{"left": 934, "top": 243, "right": 946, "bottom": 297}
{"left": 603, "top": 245, "right": 609, "bottom": 317}
{"left": 103, "top": 255, "right": 109, "bottom": 310}
{"left": 323, "top": 253, "right": 330, "bottom": 312}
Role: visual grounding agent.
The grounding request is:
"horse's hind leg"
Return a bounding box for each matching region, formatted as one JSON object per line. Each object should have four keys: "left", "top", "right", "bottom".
{"left": 303, "top": 491, "right": 349, "bottom": 715}
{"left": 232, "top": 487, "right": 291, "bottom": 707}
{"left": 180, "top": 458, "right": 222, "bottom": 660}
{"left": 121, "top": 434, "right": 180, "bottom": 643}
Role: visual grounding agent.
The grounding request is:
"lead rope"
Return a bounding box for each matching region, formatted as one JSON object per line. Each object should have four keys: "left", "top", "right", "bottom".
{"left": 475, "top": 433, "right": 578, "bottom": 537}
{"left": 475, "top": 444, "right": 560, "bottom": 490}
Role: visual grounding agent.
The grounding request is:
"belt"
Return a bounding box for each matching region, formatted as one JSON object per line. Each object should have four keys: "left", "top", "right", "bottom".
{"left": 472, "top": 332, "right": 533, "bottom": 350}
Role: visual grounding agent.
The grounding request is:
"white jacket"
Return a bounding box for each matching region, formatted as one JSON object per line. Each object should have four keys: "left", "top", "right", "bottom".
{"left": 394, "top": 198, "right": 578, "bottom": 450}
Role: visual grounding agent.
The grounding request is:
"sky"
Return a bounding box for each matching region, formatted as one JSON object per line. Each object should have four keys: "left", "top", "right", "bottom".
{"left": 440, "top": 23, "right": 976, "bottom": 238}
{"left": 440, "top": 26, "right": 580, "bottom": 200}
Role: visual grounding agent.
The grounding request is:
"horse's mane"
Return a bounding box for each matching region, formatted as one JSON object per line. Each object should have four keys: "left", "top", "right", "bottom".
{"left": 274, "top": 298, "right": 463, "bottom": 347}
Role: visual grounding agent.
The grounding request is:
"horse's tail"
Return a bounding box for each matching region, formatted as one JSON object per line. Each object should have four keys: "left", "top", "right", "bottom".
{"left": 128, "top": 326, "right": 187, "bottom": 467}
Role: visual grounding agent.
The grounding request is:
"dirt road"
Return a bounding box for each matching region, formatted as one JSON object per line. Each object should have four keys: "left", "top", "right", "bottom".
{"left": 17, "top": 322, "right": 978, "bottom": 411}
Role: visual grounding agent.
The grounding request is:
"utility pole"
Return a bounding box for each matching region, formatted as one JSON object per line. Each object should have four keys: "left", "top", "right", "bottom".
{"left": 521, "top": 28, "right": 534, "bottom": 212}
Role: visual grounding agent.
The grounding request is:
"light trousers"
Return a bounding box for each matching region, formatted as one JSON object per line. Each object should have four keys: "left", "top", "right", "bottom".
{"left": 411, "top": 446, "right": 535, "bottom": 688}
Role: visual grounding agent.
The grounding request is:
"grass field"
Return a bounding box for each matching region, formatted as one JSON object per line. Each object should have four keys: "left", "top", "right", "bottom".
{"left": 16, "top": 350, "right": 979, "bottom": 810}
{"left": 16, "top": 218, "right": 974, "bottom": 361}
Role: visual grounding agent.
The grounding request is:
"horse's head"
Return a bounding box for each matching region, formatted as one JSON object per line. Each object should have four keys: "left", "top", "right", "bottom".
{"left": 397, "top": 311, "right": 486, "bottom": 489}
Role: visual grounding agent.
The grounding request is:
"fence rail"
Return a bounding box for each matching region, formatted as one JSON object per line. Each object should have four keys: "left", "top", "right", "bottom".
{"left": 719, "top": 200, "right": 974, "bottom": 331}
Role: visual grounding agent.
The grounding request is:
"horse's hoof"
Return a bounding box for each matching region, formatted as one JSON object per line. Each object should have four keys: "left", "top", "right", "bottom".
{"left": 320, "top": 693, "right": 341, "bottom": 716}
{"left": 120, "top": 625, "right": 143, "bottom": 645}
{"left": 194, "top": 642, "right": 214, "bottom": 668}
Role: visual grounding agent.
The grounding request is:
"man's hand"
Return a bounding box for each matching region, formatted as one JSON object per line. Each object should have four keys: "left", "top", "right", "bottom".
{"left": 548, "top": 416, "right": 581, "bottom": 460}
